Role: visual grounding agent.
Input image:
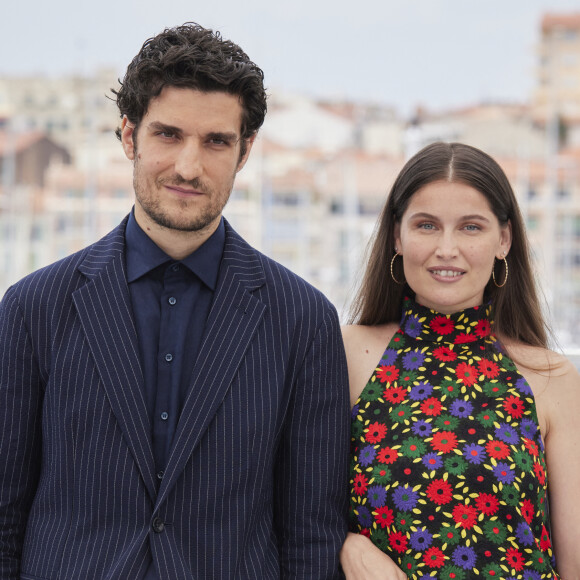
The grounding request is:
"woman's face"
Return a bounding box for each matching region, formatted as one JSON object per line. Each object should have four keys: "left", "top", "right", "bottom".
{"left": 394, "top": 180, "right": 512, "bottom": 314}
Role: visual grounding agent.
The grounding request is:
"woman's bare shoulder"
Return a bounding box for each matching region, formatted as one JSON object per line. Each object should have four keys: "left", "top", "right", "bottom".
{"left": 342, "top": 322, "right": 400, "bottom": 407}
{"left": 341, "top": 322, "right": 400, "bottom": 355}
{"left": 502, "top": 340, "right": 575, "bottom": 379}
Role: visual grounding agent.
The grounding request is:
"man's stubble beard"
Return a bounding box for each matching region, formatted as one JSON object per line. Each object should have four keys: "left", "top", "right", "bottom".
{"left": 132, "top": 159, "right": 235, "bottom": 233}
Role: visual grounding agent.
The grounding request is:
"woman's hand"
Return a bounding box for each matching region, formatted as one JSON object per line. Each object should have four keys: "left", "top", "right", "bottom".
{"left": 340, "top": 532, "right": 408, "bottom": 579}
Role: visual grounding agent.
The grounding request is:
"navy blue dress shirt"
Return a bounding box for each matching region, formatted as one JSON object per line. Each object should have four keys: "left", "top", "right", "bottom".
{"left": 125, "top": 211, "right": 224, "bottom": 480}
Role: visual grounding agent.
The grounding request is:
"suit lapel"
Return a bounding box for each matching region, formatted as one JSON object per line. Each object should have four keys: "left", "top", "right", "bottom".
{"left": 157, "top": 223, "right": 266, "bottom": 505}
{"left": 73, "top": 220, "right": 157, "bottom": 501}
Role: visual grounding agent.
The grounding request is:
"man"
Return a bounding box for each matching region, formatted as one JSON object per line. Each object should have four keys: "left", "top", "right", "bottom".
{"left": 0, "top": 24, "right": 350, "bottom": 579}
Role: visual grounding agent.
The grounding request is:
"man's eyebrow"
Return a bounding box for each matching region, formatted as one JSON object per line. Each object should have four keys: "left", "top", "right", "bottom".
{"left": 207, "top": 131, "right": 239, "bottom": 143}
{"left": 147, "top": 121, "right": 182, "bottom": 135}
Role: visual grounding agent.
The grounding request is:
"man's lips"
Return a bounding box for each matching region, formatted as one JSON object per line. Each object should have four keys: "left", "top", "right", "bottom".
{"left": 164, "top": 184, "right": 203, "bottom": 195}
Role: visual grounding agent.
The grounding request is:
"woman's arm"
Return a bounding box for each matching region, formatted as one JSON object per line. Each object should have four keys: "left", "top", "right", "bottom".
{"left": 340, "top": 325, "right": 406, "bottom": 578}
{"left": 541, "top": 356, "right": 580, "bottom": 578}
{"left": 340, "top": 532, "right": 407, "bottom": 580}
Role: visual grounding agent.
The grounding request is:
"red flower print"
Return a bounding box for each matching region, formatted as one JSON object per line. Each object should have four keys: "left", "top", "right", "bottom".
{"left": 377, "top": 446, "right": 398, "bottom": 464}
{"left": 376, "top": 365, "right": 399, "bottom": 384}
{"left": 423, "top": 546, "right": 445, "bottom": 569}
{"left": 478, "top": 358, "right": 499, "bottom": 378}
{"left": 430, "top": 431, "right": 458, "bottom": 453}
{"left": 365, "top": 421, "right": 388, "bottom": 444}
{"left": 420, "top": 397, "right": 443, "bottom": 416}
{"left": 521, "top": 498, "right": 535, "bottom": 523}
{"left": 486, "top": 439, "right": 511, "bottom": 460}
{"left": 360, "top": 528, "right": 370, "bottom": 538}
{"left": 476, "top": 492, "right": 500, "bottom": 516}
{"left": 374, "top": 505, "right": 395, "bottom": 528}
{"left": 433, "top": 345, "right": 457, "bottom": 362}
{"left": 456, "top": 361, "right": 478, "bottom": 387}
{"left": 503, "top": 395, "right": 525, "bottom": 419}
{"left": 452, "top": 503, "right": 478, "bottom": 529}
{"left": 455, "top": 333, "right": 477, "bottom": 344}
{"left": 523, "top": 437, "right": 539, "bottom": 457}
{"left": 353, "top": 473, "right": 369, "bottom": 496}
{"left": 430, "top": 315, "right": 455, "bottom": 335}
{"left": 533, "top": 461, "right": 546, "bottom": 485}
{"left": 505, "top": 547, "right": 525, "bottom": 571}
{"left": 475, "top": 319, "right": 491, "bottom": 338}
{"left": 426, "top": 479, "right": 453, "bottom": 505}
{"left": 383, "top": 386, "right": 407, "bottom": 404}
{"left": 539, "top": 524, "right": 552, "bottom": 551}
{"left": 388, "top": 530, "right": 408, "bottom": 553}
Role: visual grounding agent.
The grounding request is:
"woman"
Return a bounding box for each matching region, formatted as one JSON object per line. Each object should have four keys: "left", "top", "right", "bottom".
{"left": 340, "top": 142, "right": 580, "bottom": 579}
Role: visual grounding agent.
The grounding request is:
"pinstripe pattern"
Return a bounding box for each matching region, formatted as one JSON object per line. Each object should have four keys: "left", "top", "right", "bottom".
{"left": 0, "top": 217, "right": 350, "bottom": 579}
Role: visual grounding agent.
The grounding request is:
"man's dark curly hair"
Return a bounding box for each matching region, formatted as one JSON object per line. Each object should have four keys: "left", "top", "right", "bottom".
{"left": 113, "top": 23, "right": 267, "bottom": 147}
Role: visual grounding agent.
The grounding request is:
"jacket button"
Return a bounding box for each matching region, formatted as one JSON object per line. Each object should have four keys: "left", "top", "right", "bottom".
{"left": 152, "top": 517, "right": 165, "bottom": 533}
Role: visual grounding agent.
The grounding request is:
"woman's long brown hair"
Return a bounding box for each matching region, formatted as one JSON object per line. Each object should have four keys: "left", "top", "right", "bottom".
{"left": 348, "top": 142, "right": 549, "bottom": 349}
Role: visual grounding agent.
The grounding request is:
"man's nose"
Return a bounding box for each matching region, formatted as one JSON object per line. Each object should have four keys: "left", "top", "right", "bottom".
{"left": 174, "top": 140, "right": 203, "bottom": 181}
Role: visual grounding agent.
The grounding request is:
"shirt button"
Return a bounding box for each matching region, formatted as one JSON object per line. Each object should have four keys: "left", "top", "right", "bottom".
{"left": 168, "top": 296, "right": 177, "bottom": 305}
{"left": 157, "top": 470, "right": 164, "bottom": 480}
{"left": 165, "top": 353, "right": 173, "bottom": 362}
{"left": 160, "top": 412, "right": 169, "bottom": 421}
{"left": 171, "top": 264, "right": 180, "bottom": 272}
{"left": 152, "top": 516, "right": 165, "bottom": 533}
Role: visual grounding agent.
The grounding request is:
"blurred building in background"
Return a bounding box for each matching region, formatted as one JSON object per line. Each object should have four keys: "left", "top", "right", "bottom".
{"left": 1, "top": 13, "right": 580, "bottom": 351}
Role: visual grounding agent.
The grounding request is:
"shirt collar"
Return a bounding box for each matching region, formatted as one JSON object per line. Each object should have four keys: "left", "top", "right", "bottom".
{"left": 125, "top": 209, "right": 225, "bottom": 290}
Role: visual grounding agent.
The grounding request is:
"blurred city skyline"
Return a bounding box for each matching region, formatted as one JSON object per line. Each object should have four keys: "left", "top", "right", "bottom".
{"left": 2, "top": 0, "right": 579, "bottom": 116}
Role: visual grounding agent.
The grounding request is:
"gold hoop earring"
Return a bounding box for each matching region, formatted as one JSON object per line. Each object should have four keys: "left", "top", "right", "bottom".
{"left": 390, "top": 252, "right": 405, "bottom": 285}
{"left": 492, "top": 256, "right": 508, "bottom": 288}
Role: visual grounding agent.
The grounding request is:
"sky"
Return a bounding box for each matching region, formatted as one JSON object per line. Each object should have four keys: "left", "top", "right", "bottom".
{"left": 1, "top": 0, "right": 579, "bottom": 116}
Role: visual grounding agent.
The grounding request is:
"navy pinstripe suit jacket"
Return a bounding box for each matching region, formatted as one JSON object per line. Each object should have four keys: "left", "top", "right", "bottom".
{"left": 0, "top": 217, "right": 350, "bottom": 579}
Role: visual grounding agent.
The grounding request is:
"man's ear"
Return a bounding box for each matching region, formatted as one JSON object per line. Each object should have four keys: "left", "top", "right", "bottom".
{"left": 120, "top": 116, "right": 136, "bottom": 161}
{"left": 236, "top": 134, "right": 257, "bottom": 173}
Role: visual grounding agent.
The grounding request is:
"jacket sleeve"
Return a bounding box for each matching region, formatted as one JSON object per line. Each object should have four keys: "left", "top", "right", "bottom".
{"left": 274, "top": 303, "right": 350, "bottom": 579}
{"left": 0, "top": 287, "right": 44, "bottom": 579}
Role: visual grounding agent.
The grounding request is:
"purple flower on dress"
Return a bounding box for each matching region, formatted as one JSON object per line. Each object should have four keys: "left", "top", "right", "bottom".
{"left": 515, "top": 521, "right": 534, "bottom": 546}
{"left": 520, "top": 418, "right": 537, "bottom": 438}
{"left": 463, "top": 443, "right": 486, "bottom": 464}
{"left": 523, "top": 572, "right": 541, "bottom": 580}
{"left": 515, "top": 376, "right": 533, "bottom": 395}
{"left": 495, "top": 423, "right": 518, "bottom": 444}
{"left": 404, "top": 315, "right": 422, "bottom": 338}
{"left": 359, "top": 445, "right": 377, "bottom": 467}
{"left": 367, "top": 484, "right": 388, "bottom": 508}
{"left": 380, "top": 348, "right": 398, "bottom": 365}
{"left": 422, "top": 452, "right": 443, "bottom": 470}
{"left": 493, "top": 461, "right": 516, "bottom": 484}
{"left": 351, "top": 404, "right": 359, "bottom": 420}
{"left": 409, "top": 527, "right": 433, "bottom": 551}
{"left": 412, "top": 419, "right": 433, "bottom": 437}
{"left": 356, "top": 505, "right": 372, "bottom": 527}
{"left": 392, "top": 484, "right": 419, "bottom": 511}
{"left": 450, "top": 399, "right": 474, "bottom": 418}
{"left": 409, "top": 380, "right": 433, "bottom": 401}
{"left": 403, "top": 349, "right": 425, "bottom": 370}
{"left": 538, "top": 436, "right": 546, "bottom": 452}
{"left": 452, "top": 545, "right": 477, "bottom": 570}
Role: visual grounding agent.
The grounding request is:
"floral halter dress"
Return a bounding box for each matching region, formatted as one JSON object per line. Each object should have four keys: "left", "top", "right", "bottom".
{"left": 349, "top": 298, "right": 558, "bottom": 579}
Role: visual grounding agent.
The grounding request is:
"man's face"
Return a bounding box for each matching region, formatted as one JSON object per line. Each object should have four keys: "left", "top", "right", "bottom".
{"left": 121, "top": 86, "right": 254, "bottom": 239}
